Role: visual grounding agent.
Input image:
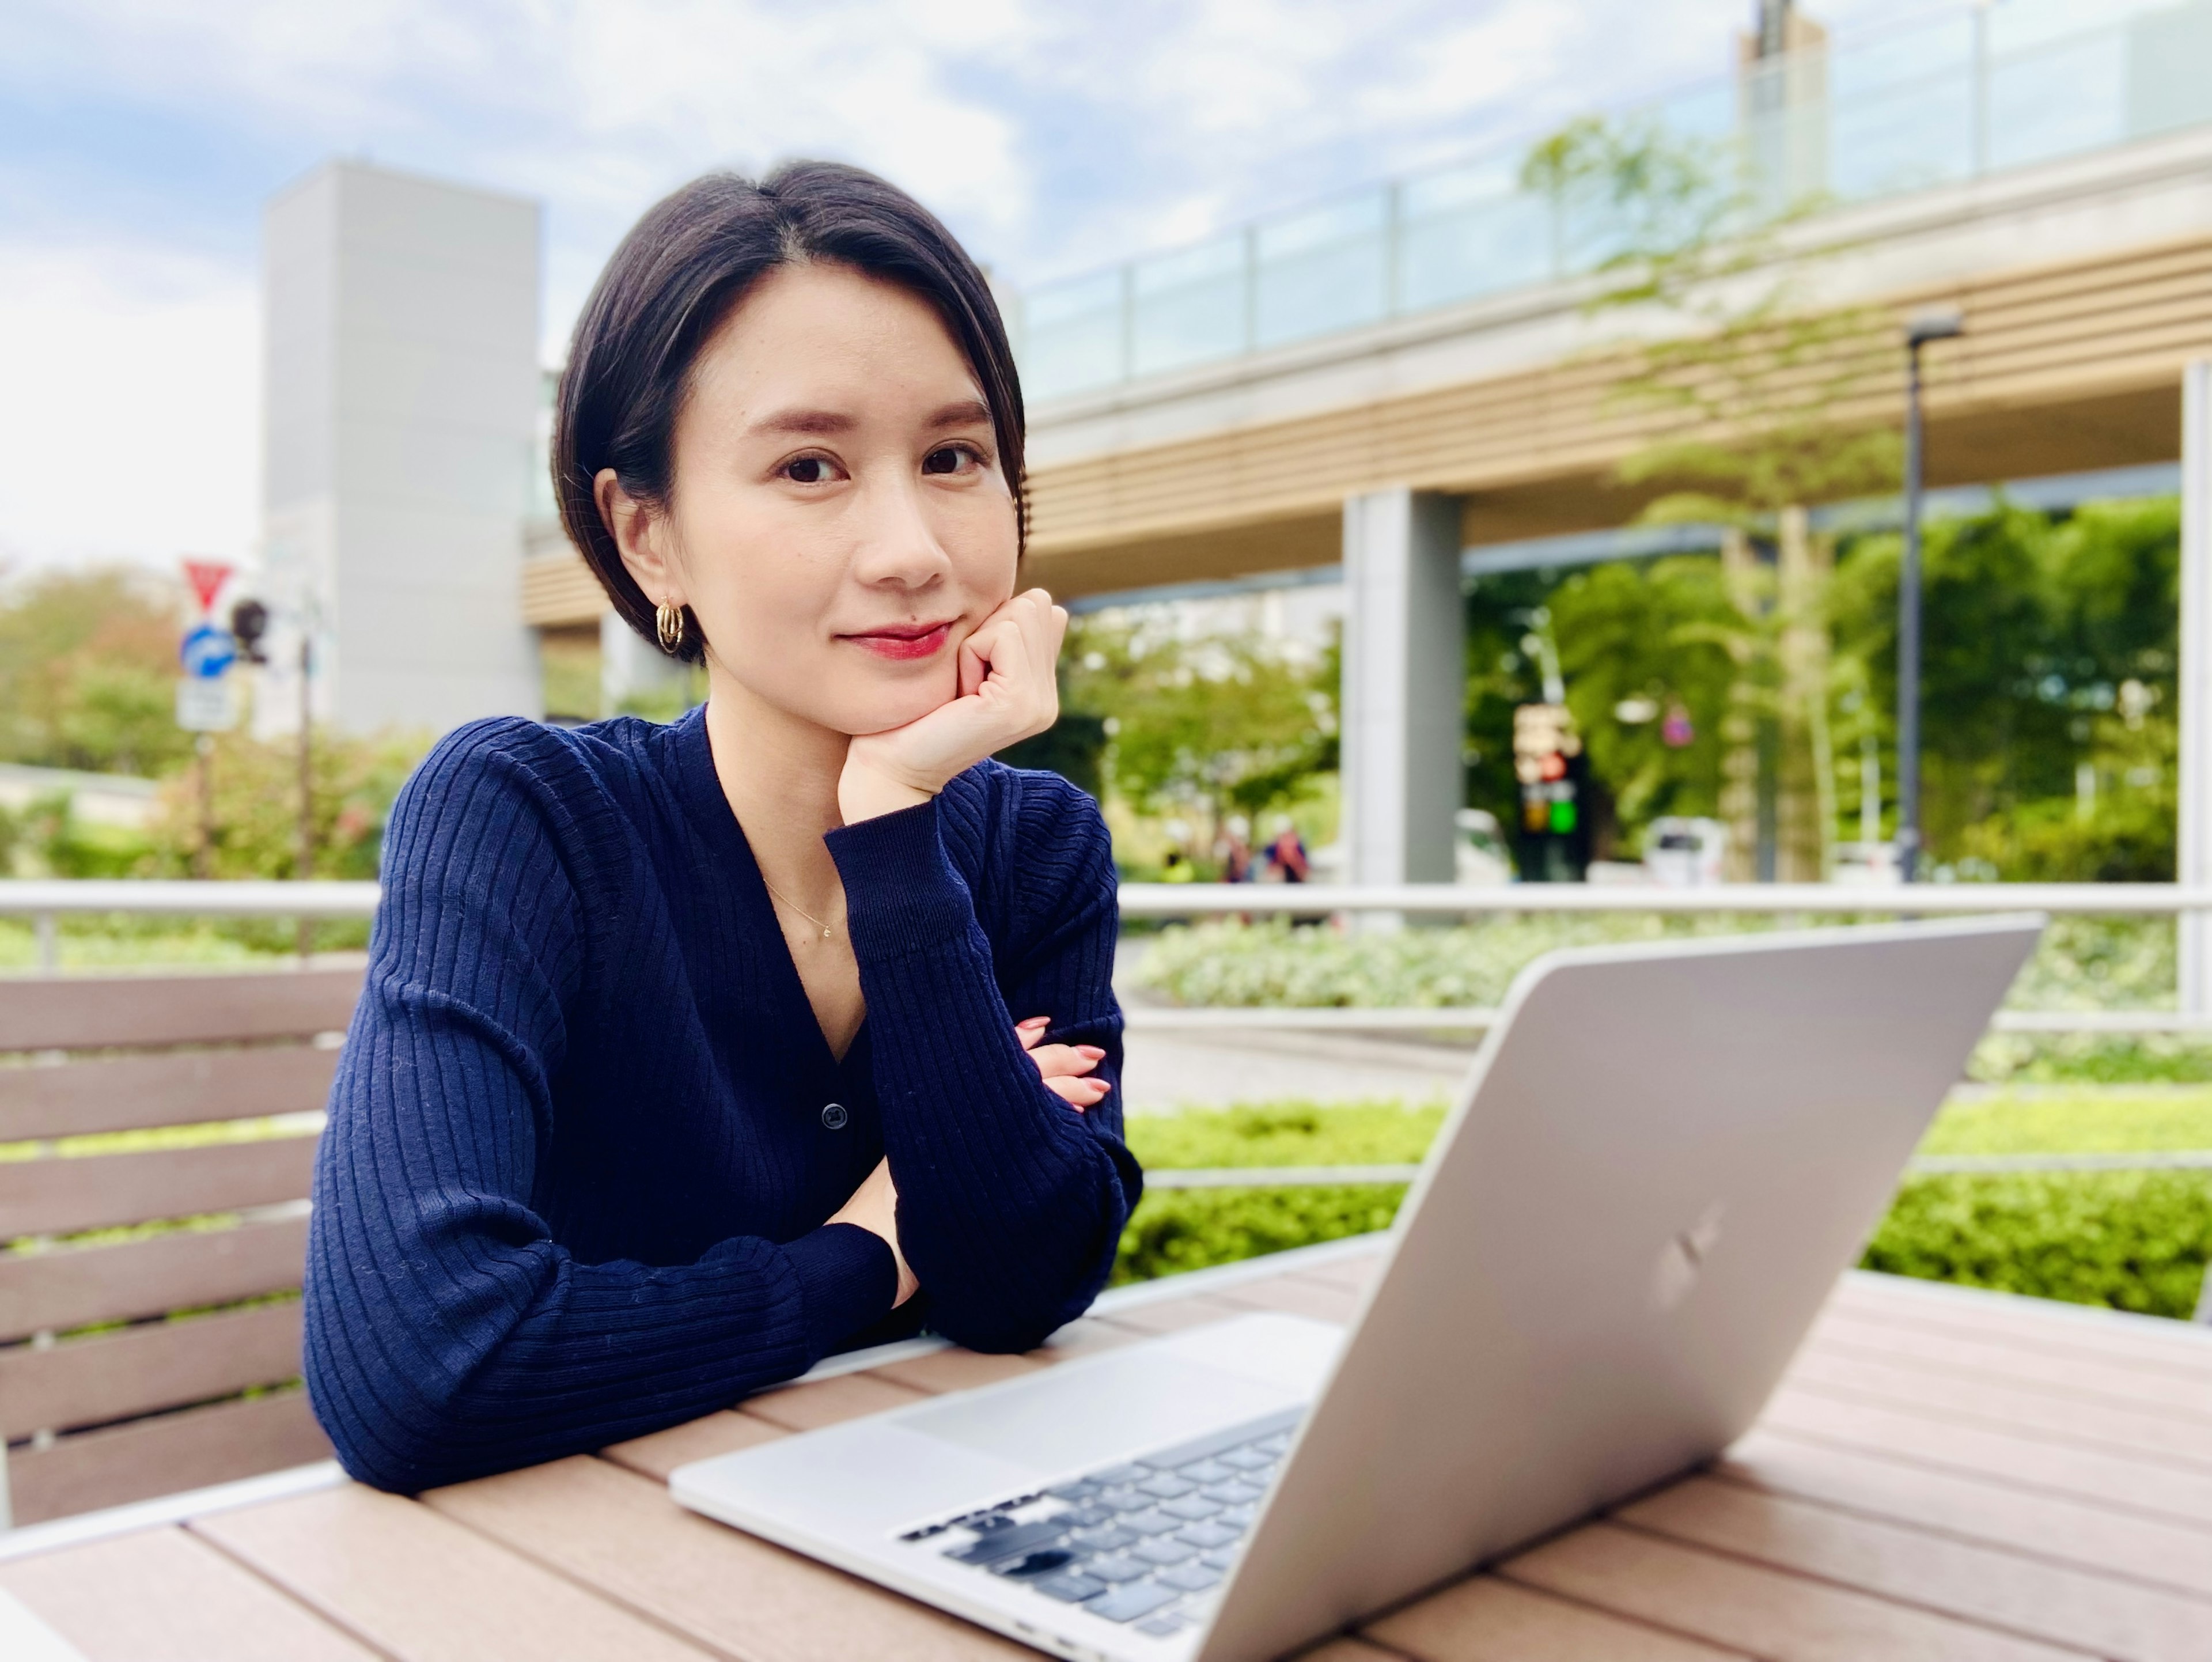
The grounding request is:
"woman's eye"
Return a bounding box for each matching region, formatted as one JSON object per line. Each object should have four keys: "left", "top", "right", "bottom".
{"left": 923, "top": 445, "right": 979, "bottom": 476}
{"left": 782, "top": 456, "right": 836, "bottom": 484}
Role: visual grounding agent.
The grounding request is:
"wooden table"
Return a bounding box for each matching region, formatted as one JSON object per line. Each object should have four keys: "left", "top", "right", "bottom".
{"left": 4, "top": 1241, "right": 2210, "bottom": 1662}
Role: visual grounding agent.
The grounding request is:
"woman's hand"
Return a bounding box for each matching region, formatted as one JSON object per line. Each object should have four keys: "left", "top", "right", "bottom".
{"left": 839, "top": 589, "right": 1067, "bottom": 824}
{"left": 1018, "top": 1015, "right": 1109, "bottom": 1112}
{"left": 827, "top": 1158, "right": 919, "bottom": 1305}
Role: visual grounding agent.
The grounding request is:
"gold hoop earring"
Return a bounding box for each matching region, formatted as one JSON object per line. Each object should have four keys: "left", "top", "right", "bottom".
{"left": 655, "top": 599, "right": 685, "bottom": 656}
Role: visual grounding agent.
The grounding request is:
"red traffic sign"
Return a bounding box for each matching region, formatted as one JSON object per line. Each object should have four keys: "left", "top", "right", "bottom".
{"left": 181, "top": 558, "right": 233, "bottom": 613}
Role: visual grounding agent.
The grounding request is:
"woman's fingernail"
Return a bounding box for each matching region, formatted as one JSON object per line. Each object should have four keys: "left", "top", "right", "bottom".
{"left": 1076, "top": 1045, "right": 1105, "bottom": 1058}
{"left": 1018, "top": 1016, "right": 1050, "bottom": 1028}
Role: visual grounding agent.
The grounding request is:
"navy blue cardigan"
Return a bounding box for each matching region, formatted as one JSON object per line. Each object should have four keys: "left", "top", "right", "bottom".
{"left": 303, "top": 709, "right": 1139, "bottom": 1492}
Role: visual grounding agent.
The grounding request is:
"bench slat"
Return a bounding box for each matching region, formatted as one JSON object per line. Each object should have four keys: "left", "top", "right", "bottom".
{"left": 0, "top": 968, "right": 364, "bottom": 1054}
{"left": 5, "top": 1390, "right": 332, "bottom": 1527}
{"left": 0, "top": 1046, "right": 340, "bottom": 1142}
{"left": 0, "top": 1214, "right": 309, "bottom": 1341}
{"left": 0, "top": 1299, "right": 304, "bottom": 1439}
{"left": 0, "top": 1136, "right": 318, "bottom": 1239}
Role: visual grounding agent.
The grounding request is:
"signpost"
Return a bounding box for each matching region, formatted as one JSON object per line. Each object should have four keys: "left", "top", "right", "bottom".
{"left": 175, "top": 559, "right": 237, "bottom": 878}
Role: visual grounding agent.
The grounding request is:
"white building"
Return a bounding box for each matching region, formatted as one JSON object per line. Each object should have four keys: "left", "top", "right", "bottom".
{"left": 260, "top": 161, "right": 543, "bottom": 737}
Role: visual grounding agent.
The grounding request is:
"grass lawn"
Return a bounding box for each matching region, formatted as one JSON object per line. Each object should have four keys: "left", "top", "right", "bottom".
{"left": 1114, "top": 1092, "right": 2212, "bottom": 1318}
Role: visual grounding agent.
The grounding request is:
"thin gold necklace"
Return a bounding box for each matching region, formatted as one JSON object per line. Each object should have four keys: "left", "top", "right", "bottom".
{"left": 760, "top": 875, "right": 839, "bottom": 941}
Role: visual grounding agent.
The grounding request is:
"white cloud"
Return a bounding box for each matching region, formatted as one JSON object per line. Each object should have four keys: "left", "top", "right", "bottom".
{"left": 0, "top": 0, "right": 2030, "bottom": 574}
{"left": 0, "top": 243, "right": 259, "bottom": 576}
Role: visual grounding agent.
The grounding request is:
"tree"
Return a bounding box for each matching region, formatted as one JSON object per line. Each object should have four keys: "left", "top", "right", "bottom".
{"left": 1523, "top": 115, "right": 1901, "bottom": 880}
{"left": 141, "top": 727, "right": 427, "bottom": 882}
{"left": 0, "top": 566, "right": 196, "bottom": 777}
{"left": 1827, "top": 496, "right": 2179, "bottom": 877}
{"left": 1062, "top": 614, "right": 1336, "bottom": 866}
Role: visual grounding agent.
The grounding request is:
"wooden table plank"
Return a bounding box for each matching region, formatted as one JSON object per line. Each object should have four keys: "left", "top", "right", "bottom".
{"left": 1805, "top": 1307, "right": 2212, "bottom": 1422}
{"left": 1362, "top": 1575, "right": 1753, "bottom": 1661}
{"left": 1280, "top": 1252, "right": 1387, "bottom": 1295}
{"left": 738, "top": 1372, "right": 928, "bottom": 1433}
{"left": 1762, "top": 1384, "right": 2212, "bottom": 1527}
{"left": 866, "top": 1349, "right": 1046, "bottom": 1394}
{"left": 1783, "top": 1347, "right": 2212, "bottom": 1466}
{"left": 1499, "top": 1521, "right": 2088, "bottom": 1662}
{"left": 1619, "top": 1473, "right": 2212, "bottom": 1662}
{"left": 1086, "top": 1292, "right": 1253, "bottom": 1335}
{"left": 603, "top": 1411, "right": 788, "bottom": 1483}
{"left": 1214, "top": 1275, "right": 1364, "bottom": 1324}
{"left": 190, "top": 1483, "right": 715, "bottom": 1662}
{"left": 0, "top": 1525, "right": 377, "bottom": 1662}
{"left": 424, "top": 1454, "right": 1029, "bottom": 1662}
{"left": 1833, "top": 1279, "right": 2212, "bottom": 1379}
{"left": 1719, "top": 1428, "right": 2212, "bottom": 1599}
{"left": 1025, "top": 1315, "right": 1145, "bottom": 1361}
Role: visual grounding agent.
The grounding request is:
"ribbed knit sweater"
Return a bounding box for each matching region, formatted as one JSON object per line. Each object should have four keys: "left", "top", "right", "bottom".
{"left": 302, "top": 707, "right": 1139, "bottom": 1493}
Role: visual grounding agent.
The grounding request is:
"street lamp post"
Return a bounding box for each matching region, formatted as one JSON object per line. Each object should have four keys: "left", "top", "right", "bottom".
{"left": 1897, "top": 304, "right": 1965, "bottom": 883}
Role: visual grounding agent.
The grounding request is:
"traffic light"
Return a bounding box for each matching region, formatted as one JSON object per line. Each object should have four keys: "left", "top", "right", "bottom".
{"left": 1512, "top": 702, "right": 1590, "bottom": 881}
{"left": 229, "top": 599, "right": 271, "bottom": 665}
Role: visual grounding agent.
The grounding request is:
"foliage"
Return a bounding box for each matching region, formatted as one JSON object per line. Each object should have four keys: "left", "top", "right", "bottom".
{"left": 1130, "top": 1103, "right": 1445, "bottom": 1168}
{"left": 1062, "top": 614, "right": 1336, "bottom": 860}
{"left": 1114, "top": 1187, "right": 1407, "bottom": 1285}
{"left": 1525, "top": 114, "right": 1900, "bottom": 525}
{"left": 1864, "top": 1173, "right": 2211, "bottom": 1319}
{"left": 0, "top": 566, "right": 198, "bottom": 777}
{"left": 1134, "top": 914, "right": 1760, "bottom": 1010}
{"left": 140, "top": 728, "right": 427, "bottom": 881}
{"left": 7, "top": 791, "right": 150, "bottom": 878}
{"left": 1111, "top": 1096, "right": 2212, "bottom": 1318}
{"left": 1827, "top": 497, "right": 2180, "bottom": 868}
{"left": 997, "top": 711, "right": 1108, "bottom": 801}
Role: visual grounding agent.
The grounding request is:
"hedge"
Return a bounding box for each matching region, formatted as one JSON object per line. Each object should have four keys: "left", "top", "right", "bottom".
{"left": 1113, "top": 1099, "right": 2212, "bottom": 1319}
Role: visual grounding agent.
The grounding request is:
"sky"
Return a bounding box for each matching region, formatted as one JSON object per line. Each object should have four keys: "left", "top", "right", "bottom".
{"left": 0, "top": 0, "right": 1989, "bottom": 579}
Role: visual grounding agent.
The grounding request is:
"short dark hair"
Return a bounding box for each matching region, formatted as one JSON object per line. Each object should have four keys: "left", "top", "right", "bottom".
{"left": 553, "top": 161, "right": 1027, "bottom": 665}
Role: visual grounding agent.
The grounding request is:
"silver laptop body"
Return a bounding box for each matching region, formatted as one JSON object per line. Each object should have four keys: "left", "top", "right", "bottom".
{"left": 673, "top": 915, "right": 2042, "bottom": 1662}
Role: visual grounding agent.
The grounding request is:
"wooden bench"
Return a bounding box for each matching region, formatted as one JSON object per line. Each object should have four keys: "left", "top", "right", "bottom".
{"left": 0, "top": 968, "right": 362, "bottom": 1527}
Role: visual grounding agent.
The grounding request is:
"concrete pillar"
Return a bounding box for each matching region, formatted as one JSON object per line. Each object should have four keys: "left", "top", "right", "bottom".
{"left": 1341, "top": 489, "right": 1464, "bottom": 895}
{"left": 2180, "top": 361, "right": 2211, "bottom": 1011}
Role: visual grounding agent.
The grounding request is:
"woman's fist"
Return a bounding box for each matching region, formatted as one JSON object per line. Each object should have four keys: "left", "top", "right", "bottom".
{"left": 840, "top": 589, "right": 1066, "bottom": 823}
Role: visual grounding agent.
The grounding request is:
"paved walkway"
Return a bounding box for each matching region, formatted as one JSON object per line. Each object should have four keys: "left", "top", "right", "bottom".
{"left": 1118, "top": 1027, "right": 1470, "bottom": 1114}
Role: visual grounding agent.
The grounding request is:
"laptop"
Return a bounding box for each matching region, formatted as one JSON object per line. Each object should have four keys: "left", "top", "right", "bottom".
{"left": 672, "top": 915, "right": 2042, "bottom": 1662}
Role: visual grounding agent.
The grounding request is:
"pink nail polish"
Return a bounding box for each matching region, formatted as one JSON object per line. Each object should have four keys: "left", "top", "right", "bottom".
{"left": 1076, "top": 1046, "right": 1105, "bottom": 1058}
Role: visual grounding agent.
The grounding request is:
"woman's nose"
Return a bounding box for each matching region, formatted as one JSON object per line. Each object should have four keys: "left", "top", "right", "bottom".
{"left": 850, "top": 476, "right": 953, "bottom": 590}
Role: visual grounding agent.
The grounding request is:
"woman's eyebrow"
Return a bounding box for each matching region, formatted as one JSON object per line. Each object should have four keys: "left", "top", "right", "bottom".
{"left": 749, "top": 407, "right": 855, "bottom": 437}
{"left": 927, "top": 399, "right": 993, "bottom": 430}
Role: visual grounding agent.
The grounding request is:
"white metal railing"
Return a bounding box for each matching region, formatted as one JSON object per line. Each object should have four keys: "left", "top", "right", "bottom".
{"left": 5, "top": 877, "right": 2211, "bottom": 1038}
{"left": 1116, "top": 881, "right": 2212, "bottom": 915}
{"left": 1013, "top": 2, "right": 2212, "bottom": 402}
{"left": 4, "top": 878, "right": 2209, "bottom": 1182}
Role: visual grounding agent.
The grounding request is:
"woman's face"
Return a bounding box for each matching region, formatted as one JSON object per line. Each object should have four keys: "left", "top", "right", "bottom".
{"left": 613, "top": 261, "right": 1020, "bottom": 736}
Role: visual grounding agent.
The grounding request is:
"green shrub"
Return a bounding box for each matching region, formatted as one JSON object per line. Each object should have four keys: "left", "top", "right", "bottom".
{"left": 1865, "top": 1172, "right": 2211, "bottom": 1319}
{"left": 1114, "top": 1186, "right": 1408, "bottom": 1285}
{"left": 1111, "top": 1096, "right": 2212, "bottom": 1318}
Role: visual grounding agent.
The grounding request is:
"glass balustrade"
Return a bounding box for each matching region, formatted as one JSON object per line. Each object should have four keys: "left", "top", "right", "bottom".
{"left": 1013, "top": 0, "right": 2212, "bottom": 406}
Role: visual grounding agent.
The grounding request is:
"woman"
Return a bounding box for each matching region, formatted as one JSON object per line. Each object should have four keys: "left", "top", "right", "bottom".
{"left": 304, "top": 162, "right": 1140, "bottom": 1494}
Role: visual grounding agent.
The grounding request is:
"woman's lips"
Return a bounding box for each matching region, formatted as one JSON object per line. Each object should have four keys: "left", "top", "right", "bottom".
{"left": 841, "top": 620, "right": 954, "bottom": 661}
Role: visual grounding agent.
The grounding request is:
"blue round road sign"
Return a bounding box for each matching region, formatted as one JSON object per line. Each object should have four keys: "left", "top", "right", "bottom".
{"left": 180, "top": 623, "right": 237, "bottom": 680}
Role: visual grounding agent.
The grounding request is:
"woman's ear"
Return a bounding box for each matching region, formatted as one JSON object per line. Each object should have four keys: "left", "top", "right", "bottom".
{"left": 597, "top": 468, "right": 681, "bottom": 606}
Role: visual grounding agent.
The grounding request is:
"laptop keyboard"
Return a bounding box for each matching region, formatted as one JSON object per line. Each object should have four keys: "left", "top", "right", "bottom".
{"left": 898, "top": 1407, "right": 1301, "bottom": 1640}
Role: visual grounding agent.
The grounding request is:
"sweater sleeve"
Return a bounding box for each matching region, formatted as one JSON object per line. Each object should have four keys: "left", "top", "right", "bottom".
{"left": 302, "top": 725, "right": 895, "bottom": 1494}
{"left": 825, "top": 773, "right": 1142, "bottom": 1354}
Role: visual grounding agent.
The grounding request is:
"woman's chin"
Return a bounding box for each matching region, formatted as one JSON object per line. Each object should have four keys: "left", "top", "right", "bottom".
{"left": 839, "top": 686, "right": 955, "bottom": 737}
